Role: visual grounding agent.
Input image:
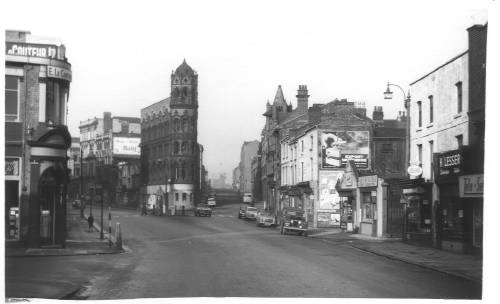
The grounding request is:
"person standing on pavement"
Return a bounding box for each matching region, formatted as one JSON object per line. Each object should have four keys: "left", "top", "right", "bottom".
{"left": 87, "top": 214, "right": 94, "bottom": 232}
{"left": 141, "top": 204, "right": 147, "bottom": 216}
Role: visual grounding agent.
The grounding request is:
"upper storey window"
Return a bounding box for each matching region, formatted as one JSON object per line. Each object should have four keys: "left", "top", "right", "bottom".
{"left": 46, "top": 79, "right": 69, "bottom": 125}
{"left": 5, "top": 75, "right": 19, "bottom": 122}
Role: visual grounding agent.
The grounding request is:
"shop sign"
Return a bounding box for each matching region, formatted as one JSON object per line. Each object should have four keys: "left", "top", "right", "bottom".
{"left": 436, "top": 150, "right": 462, "bottom": 178}
{"left": 5, "top": 158, "right": 20, "bottom": 176}
{"left": 459, "top": 174, "right": 483, "bottom": 198}
{"left": 47, "top": 66, "right": 72, "bottom": 82}
{"left": 358, "top": 175, "right": 378, "bottom": 188}
{"left": 113, "top": 137, "right": 141, "bottom": 156}
{"left": 6, "top": 42, "right": 57, "bottom": 58}
{"left": 407, "top": 165, "right": 423, "bottom": 177}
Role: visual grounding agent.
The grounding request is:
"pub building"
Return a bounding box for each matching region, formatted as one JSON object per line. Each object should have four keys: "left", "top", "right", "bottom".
{"left": 5, "top": 30, "right": 72, "bottom": 247}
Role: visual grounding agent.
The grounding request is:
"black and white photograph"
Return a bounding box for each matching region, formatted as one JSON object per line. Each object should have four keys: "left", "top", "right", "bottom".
{"left": 1, "top": 0, "right": 498, "bottom": 302}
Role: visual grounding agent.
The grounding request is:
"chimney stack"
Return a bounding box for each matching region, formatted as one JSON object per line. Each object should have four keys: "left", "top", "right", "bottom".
{"left": 296, "top": 85, "right": 309, "bottom": 113}
{"left": 372, "top": 106, "right": 384, "bottom": 121}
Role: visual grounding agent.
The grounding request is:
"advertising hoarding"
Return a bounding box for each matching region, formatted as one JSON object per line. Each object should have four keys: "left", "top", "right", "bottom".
{"left": 6, "top": 42, "right": 57, "bottom": 58}
{"left": 320, "top": 131, "right": 369, "bottom": 169}
{"left": 318, "top": 170, "right": 343, "bottom": 211}
{"left": 113, "top": 137, "right": 140, "bottom": 156}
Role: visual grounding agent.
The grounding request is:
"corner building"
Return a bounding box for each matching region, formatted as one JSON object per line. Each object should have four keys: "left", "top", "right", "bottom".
{"left": 141, "top": 60, "right": 201, "bottom": 212}
{"left": 5, "top": 30, "right": 72, "bottom": 247}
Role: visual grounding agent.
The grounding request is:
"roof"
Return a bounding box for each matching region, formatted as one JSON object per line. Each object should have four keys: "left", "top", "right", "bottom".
{"left": 174, "top": 59, "right": 196, "bottom": 76}
{"left": 410, "top": 51, "right": 468, "bottom": 85}
{"left": 113, "top": 116, "right": 141, "bottom": 124}
{"left": 273, "top": 85, "right": 287, "bottom": 106}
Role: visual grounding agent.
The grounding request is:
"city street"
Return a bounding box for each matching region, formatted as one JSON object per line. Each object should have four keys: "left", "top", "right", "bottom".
{"left": 6, "top": 189, "right": 481, "bottom": 299}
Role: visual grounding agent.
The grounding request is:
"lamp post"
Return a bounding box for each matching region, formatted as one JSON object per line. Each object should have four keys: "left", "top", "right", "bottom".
{"left": 384, "top": 82, "right": 411, "bottom": 241}
{"left": 384, "top": 82, "right": 411, "bottom": 171}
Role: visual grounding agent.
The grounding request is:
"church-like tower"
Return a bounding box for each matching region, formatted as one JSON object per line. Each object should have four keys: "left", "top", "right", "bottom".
{"left": 168, "top": 60, "right": 199, "bottom": 208}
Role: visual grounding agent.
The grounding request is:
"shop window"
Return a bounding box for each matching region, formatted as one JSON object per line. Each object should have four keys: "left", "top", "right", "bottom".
{"left": 407, "top": 197, "right": 432, "bottom": 233}
{"left": 361, "top": 191, "right": 376, "bottom": 222}
{"left": 5, "top": 75, "right": 19, "bottom": 121}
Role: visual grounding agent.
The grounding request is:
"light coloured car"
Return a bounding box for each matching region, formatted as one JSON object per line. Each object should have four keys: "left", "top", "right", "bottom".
{"left": 256, "top": 211, "right": 276, "bottom": 227}
{"left": 244, "top": 206, "right": 258, "bottom": 220}
{"left": 207, "top": 197, "right": 216, "bottom": 207}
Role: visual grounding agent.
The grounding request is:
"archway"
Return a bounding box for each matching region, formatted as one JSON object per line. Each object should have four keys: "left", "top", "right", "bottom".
{"left": 38, "top": 166, "right": 66, "bottom": 246}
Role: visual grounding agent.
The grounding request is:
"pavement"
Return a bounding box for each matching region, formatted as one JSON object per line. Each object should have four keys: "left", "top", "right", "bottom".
{"left": 308, "top": 229, "right": 482, "bottom": 283}
{"left": 5, "top": 207, "right": 124, "bottom": 257}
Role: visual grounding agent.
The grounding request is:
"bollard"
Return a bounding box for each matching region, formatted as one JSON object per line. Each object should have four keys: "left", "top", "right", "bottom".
{"left": 114, "top": 222, "right": 122, "bottom": 250}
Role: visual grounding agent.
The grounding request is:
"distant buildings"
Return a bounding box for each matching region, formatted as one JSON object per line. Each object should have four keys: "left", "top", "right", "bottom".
{"left": 233, "top": 141, "right": 259, "bottom": 193}
{"left": 211, "top": 173, "right": 231, "bottom": 189}
{"left": 76, "top": 112, "right": 141, "bottom": 206}
{"left": 5, "top": 30, "right": 72, "bottom": 247}
{"left": 140, "top": 60, "right": 203, "bottom": 212}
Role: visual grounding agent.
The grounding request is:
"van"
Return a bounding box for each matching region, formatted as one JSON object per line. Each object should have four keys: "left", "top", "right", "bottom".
{"left": 243, "top": 193, "right": 253, "bottom": 204}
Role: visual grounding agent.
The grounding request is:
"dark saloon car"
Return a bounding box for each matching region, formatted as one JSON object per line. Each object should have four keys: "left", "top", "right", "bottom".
{"left": 280, "top": 207, "right": 308, "bottom": 236}
{"left": 194, "top": 204, "right": 212, "bottom": 217}
{"left": 238, "top": 206, "right": 246, "bottom": 219}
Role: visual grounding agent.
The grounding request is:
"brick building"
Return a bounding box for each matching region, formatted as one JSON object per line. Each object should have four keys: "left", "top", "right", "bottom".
{"left": 402, "top": 24, "right": 486, "bottom": 254}
{"left": 140, "top": 60, "right": 202, "bottom": 213}
{"left": 237, "top": 140, "right": 259, "bottom": 193}
{"left": 5, "top": 30, "right": 72, "bottom": 247}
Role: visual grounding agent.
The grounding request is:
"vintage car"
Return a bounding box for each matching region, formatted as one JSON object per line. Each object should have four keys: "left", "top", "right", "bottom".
{"left": 207, "top": 197, "right": 217, "bottom": 207}
{"left": 256, "top": 211, "right": 276, "bottom": 227}
{"left": 71, "top": 199, "right": 82, "bottom": 209}
{"left": 280, "top": 207, "right": 308, "bottom": 236}
{"left": 243, "top": 193, "right": 253, "bottom": 204}
{"left": 244, "top": 206, "right": 258, "bottom": 220}
{"left": 238, "top": 206, "right": 246, "bottom": 219}
{"left": 194, "top": 204, "right": 212, "bottom": 217}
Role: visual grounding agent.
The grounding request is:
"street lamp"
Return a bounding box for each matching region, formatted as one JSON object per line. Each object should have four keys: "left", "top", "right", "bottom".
{"left": 383, "top": 82, "right": 411, "bottom": 170}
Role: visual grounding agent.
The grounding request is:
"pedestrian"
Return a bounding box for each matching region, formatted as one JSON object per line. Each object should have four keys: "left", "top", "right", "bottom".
{"left": 87, "top": 214, "right": 94, "bottom": 232}
{"left": 141, "top": 204, "right": 147, "bottom": 216}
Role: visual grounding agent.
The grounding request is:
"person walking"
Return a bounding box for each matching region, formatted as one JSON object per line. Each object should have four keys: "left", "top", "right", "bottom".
{"left": 87, "top": 214, "right": 94, "bottom": 232}
{"left": 141, "top": 204, "right": 147, "bottom": 216}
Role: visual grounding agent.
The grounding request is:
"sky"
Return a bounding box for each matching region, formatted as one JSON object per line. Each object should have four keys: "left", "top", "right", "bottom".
{"left": 1, "top": 0, "right": 491, "bottom": 180}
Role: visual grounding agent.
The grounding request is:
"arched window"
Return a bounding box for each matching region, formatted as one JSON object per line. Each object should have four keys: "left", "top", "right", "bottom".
{"left": 182, "top": 117, "right": 188, "bottom": 132}
{"left": 182, "top": 87, "right": 188, "bottom": 97}
{"left": 173, "top": 141, "right": 179, "bottom": 155}
{"left": 181, "top": 161, "right": 186, "bottom": 179}
{"left": 173, "top": 87, "right": 179, "bottom": 98}
{"left": 181, "top": 141, "right": 188, "bottom": 154}
{"left": 174, "top": 118, "right": 180, "bottom": 132}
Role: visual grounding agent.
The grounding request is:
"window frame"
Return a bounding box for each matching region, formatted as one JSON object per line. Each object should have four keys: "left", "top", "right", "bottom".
{"left": 5, "top": 75, "right": 20, "bottom": 122}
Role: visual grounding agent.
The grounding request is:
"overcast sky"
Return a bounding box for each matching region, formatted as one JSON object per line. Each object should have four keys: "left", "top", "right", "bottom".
{"left": 2, "top": 0, "right": 491, "bottom": 180}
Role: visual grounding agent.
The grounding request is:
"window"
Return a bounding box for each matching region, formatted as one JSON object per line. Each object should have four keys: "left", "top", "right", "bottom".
{"left": 429, "top": 140, "right": 434, "bottom": 180}
{"left": 175, "top": 193, "right": 179, "bottom": 201}
{"left": 456, "top": 82, "right": 463, "bottom": 113}
{"left": 174, "top": 118, "right": 180, "bottom": 132}
{"left": 361, "top": 191, "right": 377, "bottom": 222}
{"left": 301, "top": 140, "right": 304, "bottom": 152}
{"left": 456, "top": 135, "right": 463, "bottom": 148}
{"left": 46, "top": 79, "right": 69, "bottom": 125}
{"left": 417, "top": 144, "right": 422, "bottom": 165}
{"left": 173, "top": 142, "right": 179, "bottom": 154}
{"left": 429, "top": 95, "right": 433, "bottom": 123}
{"left": 417, "top": 101, "right": 422, "bottom": 127}
{"left": 5, "top": 76, "right": 19, "bottom": 121}
{"left": 182, "top": 117, "right": 188, "bottom": 132}
{"left": 381, "top": 143, "right": 393, "bottom": 154}
{"left": 310, "top": 136, "right": 313, "bottom": 151}
{"left": 301, "top": 162, "right": 304, "bottom": 181}
{"left": 182, "top": 193, "right": 187, "bottom": 201}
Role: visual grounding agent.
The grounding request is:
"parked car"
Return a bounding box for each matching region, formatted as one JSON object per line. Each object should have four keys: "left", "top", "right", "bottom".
{"left": 244, "top": 206, "right": 258, "bottom": 220}
{"left": 256, "top": 211, "right": 276, "bottom": 227}
{"left": 194, "top": 204, "right": 212, "bottom": 217}
{"left": 280, "top": 207, "right": 308, "bottom": 236}
{"left": 71, "top": 199, "right": 81, "bottom": 209}
{"left": 207, "top": 197, "right": 217, "bottom": 207}
{"left": 238, "top": 206, "right": 246, "bottom": 219}
{"left": 243, "top": 193, "right": 253, "bottom": 204}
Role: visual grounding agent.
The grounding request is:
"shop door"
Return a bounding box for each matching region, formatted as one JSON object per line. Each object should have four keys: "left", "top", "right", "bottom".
{"left": 386, "top": 184, "right": 403, "bottom": 236}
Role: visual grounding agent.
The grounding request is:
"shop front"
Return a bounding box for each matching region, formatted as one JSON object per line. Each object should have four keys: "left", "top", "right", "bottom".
{"left": 336, "top": 162, "right": 357, "bottom": 232}
{"left": 435, "top": 149, "right": 482, "bottom": 254}
{"left": 400, "top": 178, "right": 434, "bottom": 246}
{"left": 358, "top": 175, "right": 379, "bottom": 237}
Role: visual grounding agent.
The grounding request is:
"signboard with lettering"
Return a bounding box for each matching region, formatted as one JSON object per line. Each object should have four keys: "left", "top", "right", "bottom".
{"left": 436, "top": 150, "right": 462, "bottom": 180}
{"left": 6, "top": 42, "right": 57, "bottom": 58}
{"left": 47, "top": 66, "right": 72, "bottom": 82}
{"left": 459, "top": 174, "right": 483, "bottom": 198}
{"left": 358, "top": 175, "right": 378, "bottom": 188}
{"left": 113, "top": 137, "right": 141, "bottom": 156}
{"left": 320, "top": 131, "right": 369, "bottom": 169}
{"left": 407, "top": 165, "right": 423, "bottom": 177}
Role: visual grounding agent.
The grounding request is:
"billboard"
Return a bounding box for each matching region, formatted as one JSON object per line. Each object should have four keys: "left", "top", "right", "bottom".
{"left": 320, "top": 131, "right": 369, "bottom": 169}
{"left": 318, "top": 171, "right": 343, "bottom": 211}
{"left": 113, "top": 137, "right": 140, "bottom": 156}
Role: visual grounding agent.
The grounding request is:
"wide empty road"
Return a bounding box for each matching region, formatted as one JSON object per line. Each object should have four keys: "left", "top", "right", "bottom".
{"left": 6, "top": 189, "right": 481, "bottom": 299}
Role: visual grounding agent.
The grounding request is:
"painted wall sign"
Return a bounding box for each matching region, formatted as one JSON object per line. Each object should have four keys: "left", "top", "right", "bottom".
{"left": 320, "top": 131, "right": 369, "bottom": 169}
{"left": 407, "top": 165, "right": 423, "bottom": 177}
{"left": 6, "top": 42, "right": 57, "bottom": 58}
{"left": 459, "top": 174, "right": 483, "bottom": 198}
{"left": 113, "top": 137, "right": 141, "bottom": 156}
{"left": 358, "top": 175, "right": 378, "bottom": 188}
{"left": 47, "top": 66, "right": 72, "bottom": 82}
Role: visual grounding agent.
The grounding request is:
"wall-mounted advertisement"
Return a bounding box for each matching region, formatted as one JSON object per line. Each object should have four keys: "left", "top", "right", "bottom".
{"left": 113, "top": 137, "right": 140, "bottom": 156}
{"left": 320, "top": 131, "right": 369, "bottom": 169}
{"left": 318, "top": 171, "right": 343, "bottom": 211}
